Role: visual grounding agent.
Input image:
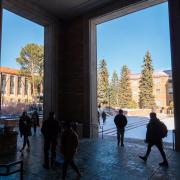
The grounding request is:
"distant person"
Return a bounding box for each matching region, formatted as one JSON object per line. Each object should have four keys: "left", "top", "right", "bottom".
{"left": 31, "top": 110, "right": 39, "bottom": 135}
{"left": 61, "top": 122, "right": 81, "bottom": 180}
{"left": 114, "top": 109, "right": 127, "bottom": 147}
{"left": 102, "top": 111, "right": 107, "bottom": 124}
{"left": 41, "top": 112, "right": 60, "bottom": 169}
{"left": 98, "top": 111, "right": 100, "bottom": 125}
{"left": 139, "top": 112, "right": 168, "bottom": 167}
{"left": 19, "top": 111, "right": 32, "bottom": 152}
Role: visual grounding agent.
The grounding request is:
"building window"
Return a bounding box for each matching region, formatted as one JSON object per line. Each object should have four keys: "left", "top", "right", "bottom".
{"left": 168, "top": 87, "right": 173, "bottom": 94}
{"left": 156, "top": 89, "right": 160, "bottom": 95}
{"left": 154, "top": 78, "right": 161, "bottom": 84}
{"left": 168, "top": 79, "right": 172, "bottom": 83}
{"left": 25, "top": 78, "right": 28, "bottom": 95}
{"left": 31, "top": 83, "right": 33, "bottom": 95}
{"left": 132, "top": 81, "right": 138, "bottom": 86}
{"left": 156, "top": 100, "right": 161, "bottom": 106}
{"left": 1, "top": 74, "right": 6, "bottom": 94}
{"left": 10, "top": 76, "right": 14, "bottom": 94}
{"left": 17, "top": 77, "right": 22, "bottom": 95}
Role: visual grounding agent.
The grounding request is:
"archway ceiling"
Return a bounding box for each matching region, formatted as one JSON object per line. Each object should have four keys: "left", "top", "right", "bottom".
{"left": 29, "top": 0, "right": 115, "bottom": 19}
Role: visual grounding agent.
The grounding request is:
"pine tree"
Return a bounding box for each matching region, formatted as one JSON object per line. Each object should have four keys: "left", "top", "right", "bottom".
{"left": 118, "top": 65, "right": 133, "bottom": 108}
{"left": 110, "top": 71, "right": 119, "bottom": 107}
{"left": 16, "top": 43, "right": 44, "bottom": 97}
{"left": 139, "top": 51, "right": 155, "bottom": 109}
{"left": 97, "top": 59, "right": 109, "bottom": 105}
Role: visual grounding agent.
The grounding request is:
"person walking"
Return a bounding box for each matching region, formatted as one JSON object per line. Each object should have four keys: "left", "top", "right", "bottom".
{"left": 61, "top": 122, "right": 81, "bottom": 179}
{"left": 139, "top": 112, "right": 168, "bottom": 167}
{"left": 41, "top": 112, "right": 60, "bottom": 169}
{"left": 102, "top": 111, "right": 107, "bottom": 124}
{"left": 114, "top": 109, "right": 127, "bottom": 147}
{"left": 19, "top": 111, "right": 32, "bottom": 152}
{"left": 31, "top": 110, "right": 39, "bottom": 135}
{"left": 98, "top": 111, "right": 100, "bottom": 125}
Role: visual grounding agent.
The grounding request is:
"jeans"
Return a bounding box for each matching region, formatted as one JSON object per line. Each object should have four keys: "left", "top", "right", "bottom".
{"left": 44, "top": 139, "right": 57, "bottom": 166}
{"left": 117, "top": 128, "right": 125, "bottom": 146}
{"left": 145, "top": 141, "right": 167, "bottom": 161}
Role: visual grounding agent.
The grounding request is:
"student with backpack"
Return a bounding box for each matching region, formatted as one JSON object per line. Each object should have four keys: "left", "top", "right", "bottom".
{"left": 114, "top": 109, "right": 127, "bottom": 147}
{"left": 139, "top": 112, "right": 168, "bottom": 167}
{"left": 60, "top": 122, "right": 81, "bottom": 179}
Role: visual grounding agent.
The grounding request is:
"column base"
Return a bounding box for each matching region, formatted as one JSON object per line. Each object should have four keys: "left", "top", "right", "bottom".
{"left": 82, "top": 123, "right": 99, "bottom": 138}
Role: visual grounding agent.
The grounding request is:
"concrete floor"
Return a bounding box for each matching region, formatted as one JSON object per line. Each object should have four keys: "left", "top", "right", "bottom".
{"left": 0, "top": 132, "right": 180, "bottom": 180}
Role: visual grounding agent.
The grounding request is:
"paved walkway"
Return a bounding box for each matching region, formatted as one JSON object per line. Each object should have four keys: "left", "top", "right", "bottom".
{"left": 0, "top": 133, "right": 180, "bottom": 180}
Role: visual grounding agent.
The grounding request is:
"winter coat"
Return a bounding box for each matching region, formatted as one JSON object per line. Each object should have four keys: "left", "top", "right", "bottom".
{"left": 60, "top": 128, "right": 79, "bottom": 159}
{"left": 114, "top": 114, "right": 127, "bottom": 129}
{"left": 31, "top": 112, "right": 39, "bottom": 126}
{"left": 41, "top": 118, "right": 59, "bottom": 141}
{"left": 19, "top": 115, "right": 32, "bottom": 137}
{"left": 145, "top": 118, "right": 162, "bottom": 144}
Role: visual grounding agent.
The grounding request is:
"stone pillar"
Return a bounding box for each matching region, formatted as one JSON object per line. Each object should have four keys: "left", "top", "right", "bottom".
{"left": 14, "top": 76, "right": 18, "bottom": 97}
{"left": 44, "top": 22, "right": 64, "bottom": 121}
{"left": 6, "top": 74, "right": 10, "bottom": 97}
{"left": 168, "top": 0, "right": 180, "bottom": 151}
{"left": 22, "top": 77, "right": 25, "bottom": 97}
{"left": 63, "top": 18, "right": 99, "bottom": 138}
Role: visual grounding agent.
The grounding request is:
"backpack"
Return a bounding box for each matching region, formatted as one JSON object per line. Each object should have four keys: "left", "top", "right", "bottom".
{"left": 159, "top": 121, "right": 168, "bottom": 138}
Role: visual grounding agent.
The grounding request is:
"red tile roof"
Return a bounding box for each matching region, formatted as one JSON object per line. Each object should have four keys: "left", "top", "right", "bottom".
{"left": 0, "top": 66, "right": 20, "bottom": 75}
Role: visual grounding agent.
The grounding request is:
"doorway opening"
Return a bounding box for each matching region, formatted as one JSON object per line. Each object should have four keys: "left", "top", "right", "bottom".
{"left": 0, "top": 9, "right": 44, "bottom": 130}
{"left": 95, "top": 2, "right": 174, "bottom": 143}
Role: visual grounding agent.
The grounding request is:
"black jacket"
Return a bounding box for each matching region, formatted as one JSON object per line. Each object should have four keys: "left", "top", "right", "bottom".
{"left": 19, "top": 115, "right": 32, "bottom": 136}
{"left": 146, "top": 118, "right": 162, "bottom": 143}
{"left": 41, "top": 118, "right": 59, "bottom": 140}
{"left": 114, "top": 114, "right": 127, "bottom": 129}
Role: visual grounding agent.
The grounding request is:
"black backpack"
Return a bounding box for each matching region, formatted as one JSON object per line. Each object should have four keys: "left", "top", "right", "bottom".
{"left": 159, "top": 121, "right": 168, "bottom": 138}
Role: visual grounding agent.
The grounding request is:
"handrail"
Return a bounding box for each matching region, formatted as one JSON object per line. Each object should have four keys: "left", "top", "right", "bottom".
{"left": 0, "top": 160, "right": 23, "bottom": 180}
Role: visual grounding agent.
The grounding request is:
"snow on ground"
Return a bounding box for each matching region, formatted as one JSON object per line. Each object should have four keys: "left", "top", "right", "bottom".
{"left": 99, "top": 112, "right": 174, "bottom": 143}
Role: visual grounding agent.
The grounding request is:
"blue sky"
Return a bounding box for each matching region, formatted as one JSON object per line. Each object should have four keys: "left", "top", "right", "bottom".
{"left": 97, "top": 2, "right": 171, "bottom": 77}
{"left": 1, "top": 2, "right": 171, "bottom": 76}
{"left": 1, "top": 9, "right": 44, "bottom": 69}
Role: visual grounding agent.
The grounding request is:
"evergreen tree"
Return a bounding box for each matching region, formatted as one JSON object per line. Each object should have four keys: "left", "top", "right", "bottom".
{"left": 110, "top": 71, "right": 119, "bottom": 107}
{"left": 139, "top": 51, "right": 155, "bottom": 109}
{"left": 97, "top": 59, "right": 109, "bottom": 105}
{"left": 118, "top": 65, "right": 133, "bottom": 108}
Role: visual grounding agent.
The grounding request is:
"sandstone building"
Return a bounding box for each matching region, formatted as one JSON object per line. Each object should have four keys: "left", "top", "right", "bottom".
{"left": 130, "top": 70, "right": 173, "bottom": 109}
{"left": 0, "top": 66, "right": 41, "bottom": 105}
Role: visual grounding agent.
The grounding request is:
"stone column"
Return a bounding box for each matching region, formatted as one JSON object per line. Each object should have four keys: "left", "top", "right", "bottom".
{"left": 6, "top": 74, "right": 10, "bottom": 96}
{"left": 44, "top": 22, "right": 64, "bottom": 121}
{"left": 168, "top": 0, "right": 180, "bottom": 151}
{"left": 14, "top": 76, "right": 18, "bottom": 97}
{"left": 22, "top": 77, "right": 25, "bottom": 97}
